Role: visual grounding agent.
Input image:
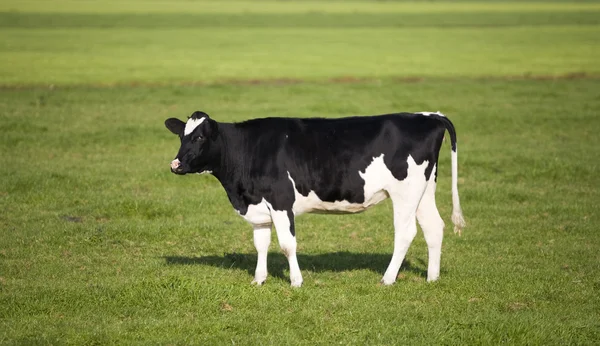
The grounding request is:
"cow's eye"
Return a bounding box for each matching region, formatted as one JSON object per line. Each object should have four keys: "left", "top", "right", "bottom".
{"left": 192, "top": 135, "right": 203, "bottom": 143}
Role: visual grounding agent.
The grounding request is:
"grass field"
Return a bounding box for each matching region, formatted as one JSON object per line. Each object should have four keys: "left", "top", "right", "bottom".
{"left": 1, "top": 1, "right": 600, "bottom": 344}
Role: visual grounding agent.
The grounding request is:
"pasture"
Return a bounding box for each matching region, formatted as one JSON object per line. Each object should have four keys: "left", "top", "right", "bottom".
{"left": 1, "top": 0, "right": 599, "bottom": 344}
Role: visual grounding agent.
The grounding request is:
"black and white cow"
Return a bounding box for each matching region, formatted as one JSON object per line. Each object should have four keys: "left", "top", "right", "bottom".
{"left": 165, "top": 111, "right": 465, "bottom": 287}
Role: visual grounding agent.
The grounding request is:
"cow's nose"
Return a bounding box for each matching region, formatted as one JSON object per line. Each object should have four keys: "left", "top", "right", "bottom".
{"left": 170, "top": 159, "right": 181, "bottom": 170}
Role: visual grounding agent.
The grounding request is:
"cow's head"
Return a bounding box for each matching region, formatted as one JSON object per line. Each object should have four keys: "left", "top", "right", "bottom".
{"left": 164, "top": 111, "right": 219, "bottom": 175}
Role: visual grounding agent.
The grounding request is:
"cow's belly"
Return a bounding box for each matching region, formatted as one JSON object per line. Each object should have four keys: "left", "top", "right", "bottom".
{"left": 288, "top": 154, "right": 400, "bottom": 215}
{"left": 238, "top": 154, "right": 429, "bottom": 224}
{"left": 292, "top": 189, "right": 388, "bottom": 214}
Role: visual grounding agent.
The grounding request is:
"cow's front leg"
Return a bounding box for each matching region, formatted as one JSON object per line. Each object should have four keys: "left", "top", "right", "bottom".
{"left": 252, "top": 224, "right": 272, "bottom": 285}
{"left": 271, "top": 209, "right": 303, "bottom": 287}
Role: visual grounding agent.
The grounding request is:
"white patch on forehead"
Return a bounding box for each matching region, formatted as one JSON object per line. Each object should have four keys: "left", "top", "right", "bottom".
{"left": 417, "top": 111, "right": 445, "bottom": 117}
{"left": 184, "top": 117, "right": 206, "bottom": 136}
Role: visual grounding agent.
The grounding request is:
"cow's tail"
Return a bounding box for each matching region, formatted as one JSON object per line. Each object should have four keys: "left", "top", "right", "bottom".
{"left": 434, "top": 113, "right": 466, "bottom": 235}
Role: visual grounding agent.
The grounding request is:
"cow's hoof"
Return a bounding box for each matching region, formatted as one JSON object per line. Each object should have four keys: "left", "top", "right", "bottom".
{"left": 380, "top": 278, "right": 396, "bottom": 286}
{"left": 251, "top": 278, "right": 266, "bottom": 286}
{"left": 290, "top": 280, "right": 303, "bottom": 288}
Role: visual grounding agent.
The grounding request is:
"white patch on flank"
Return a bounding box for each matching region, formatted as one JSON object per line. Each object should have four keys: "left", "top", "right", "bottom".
{"left": 358, "top": 154, "right": 397, "bottom": 206}
{"left": 417, "top": 111, "right": 445, "bottom": 117}
{"left": 184, "top": 117, "right": 206, "bottom": 136}
{"left": 389, "top": 155, "right": 430, "bottom": 195}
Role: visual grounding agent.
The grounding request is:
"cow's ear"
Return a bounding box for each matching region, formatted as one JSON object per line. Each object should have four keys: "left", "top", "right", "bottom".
{"left": 165, "top": 118, "right": 185, "bottom": 135}
{"left": 207, "top": 117, "right": 219, "bottom": 141}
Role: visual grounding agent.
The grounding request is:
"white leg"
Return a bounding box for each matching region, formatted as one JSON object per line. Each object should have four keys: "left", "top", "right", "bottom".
{"left": 381, "top": 170, "right": 428, "bottom": 285}
{"left": 271, "top": 210, "right": 303, "bottom": 287}
{"left": 381, "top": 198, "right": 419, "bottom": 285}
{"left": 417, "top": 179, "right": 445, "bottom": 282}
{"left": 379, "top": 156, "right": 429, "bottom": 285}
{"left": 252, "top": 224, "right": 271, "bottom": 285}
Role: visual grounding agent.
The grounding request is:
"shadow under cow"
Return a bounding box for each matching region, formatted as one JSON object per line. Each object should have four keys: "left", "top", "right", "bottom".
{"left": 164, "top": 251, "right": 428, "bottom": 280}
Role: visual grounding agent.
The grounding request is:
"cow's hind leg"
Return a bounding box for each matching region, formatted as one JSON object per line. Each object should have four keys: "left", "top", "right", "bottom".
{"left": 381, "top": 195, "right": 420, "bottom": 285}
{"left": 271, "top": 209, "right": 303, "bottom": 287}
{"left": 252, "top": 224, "right": 272, "bottom": 285}
{"left": 381, "top": 169, "right": 428, "bottom": 285}
{"left": 417, "top": 176, "right": 445, "bottom": 282}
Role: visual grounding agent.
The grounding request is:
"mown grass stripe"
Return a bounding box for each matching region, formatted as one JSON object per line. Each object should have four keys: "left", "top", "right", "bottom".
{"left": 2, "top": 11, "right": 600, "bottom": 29}
{"left": 1, "top": 72, "right": 599, "bottom": 91}
{"left": 2, "top": 25, "right": 599, "bottom": 86}
{"left": 2, "top": 0, "right": 600, "bottom": 14}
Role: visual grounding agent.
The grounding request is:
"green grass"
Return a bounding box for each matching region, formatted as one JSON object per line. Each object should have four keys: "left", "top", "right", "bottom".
{"left": 1, "top": 0, "right": 600, "bottom": 344}
{"left": 2, "top": 79, "right": 599, "bottom": 344}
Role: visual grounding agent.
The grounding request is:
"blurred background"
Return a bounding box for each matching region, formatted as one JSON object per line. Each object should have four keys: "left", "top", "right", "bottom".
{"left": 1, "top": 0, "right": 599, "bottom": 86}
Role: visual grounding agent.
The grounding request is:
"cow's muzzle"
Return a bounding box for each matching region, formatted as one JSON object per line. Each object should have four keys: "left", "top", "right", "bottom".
{"left": 170, "top": 159, "right": 183, "bottom": 173}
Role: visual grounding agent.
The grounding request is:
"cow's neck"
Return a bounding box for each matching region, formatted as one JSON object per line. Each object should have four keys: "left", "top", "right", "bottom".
{"left": 209, "top": 123, "right": 255, "bottom": 213}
